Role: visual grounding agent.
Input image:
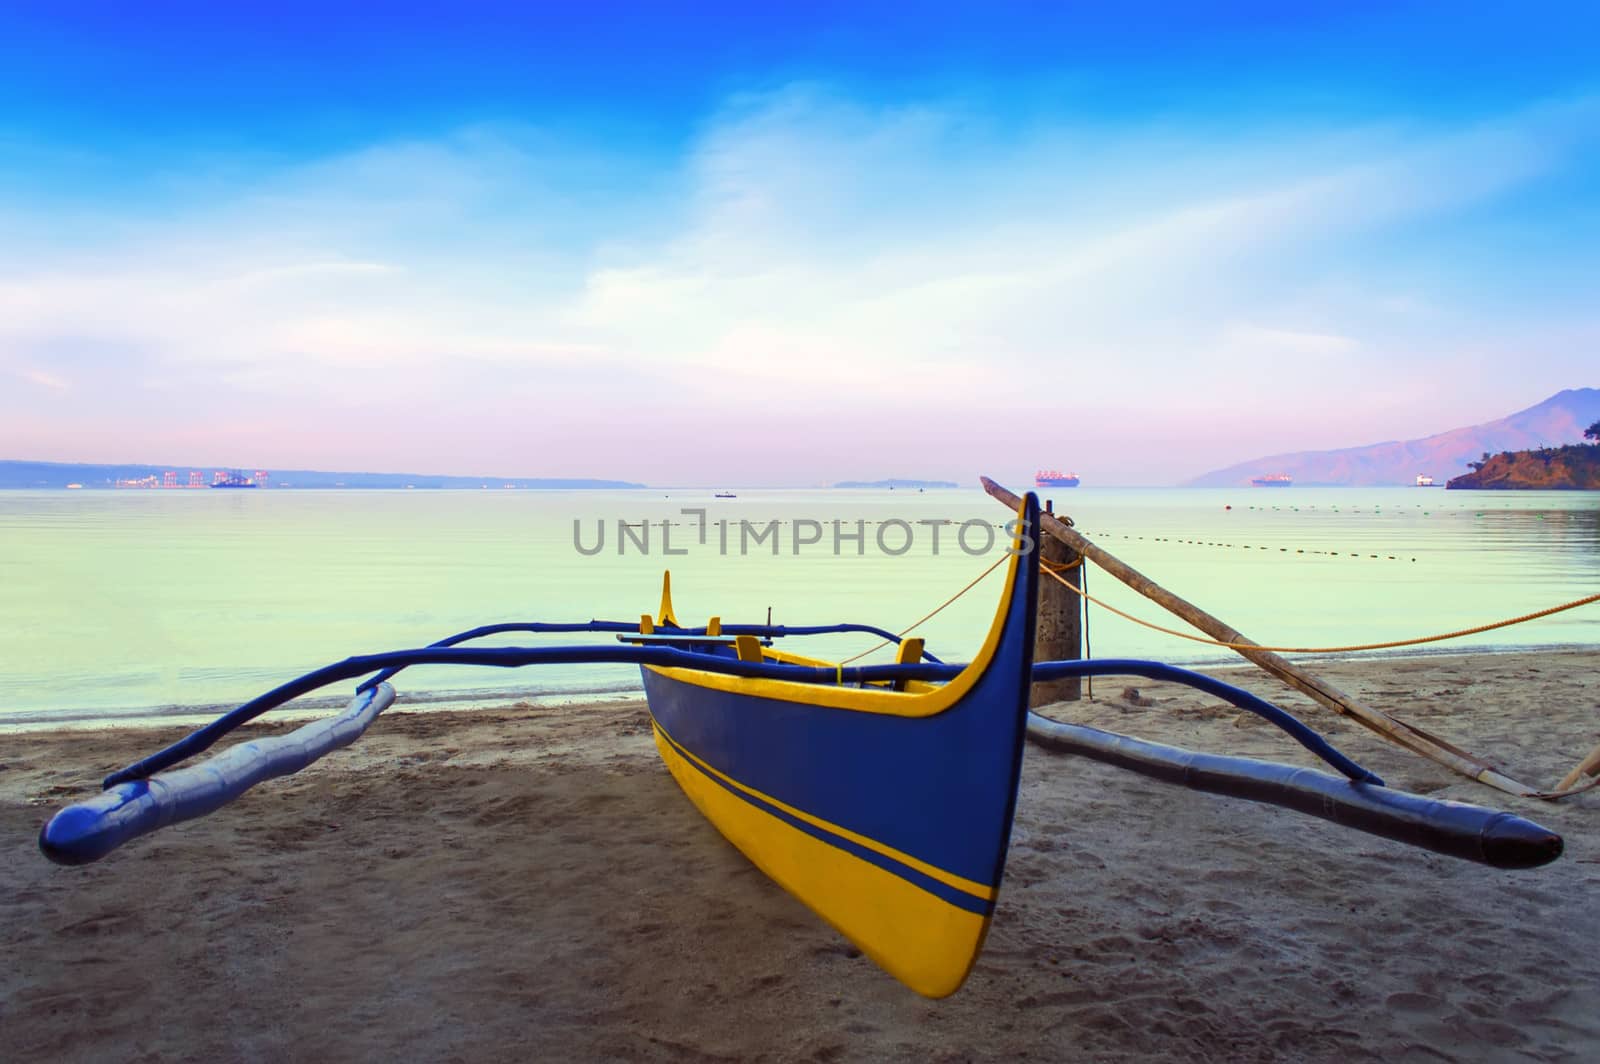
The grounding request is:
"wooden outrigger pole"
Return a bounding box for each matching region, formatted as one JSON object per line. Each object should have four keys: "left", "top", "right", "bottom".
{"left": 981, "top": 476, "right": 1600, "bottom": 800}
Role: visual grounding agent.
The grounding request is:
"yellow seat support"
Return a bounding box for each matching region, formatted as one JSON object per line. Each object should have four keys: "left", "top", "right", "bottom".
{"left": 892, "top": 638, "right": 924, "bottom": 691}
{"left": 658, "top": 571, "right": 680, "bottom": 628}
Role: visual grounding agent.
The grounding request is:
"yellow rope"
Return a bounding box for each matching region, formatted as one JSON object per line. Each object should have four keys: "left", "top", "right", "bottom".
{"left": 1041, "top": 562, "right": 1600, "bottom": 654}
{"left": 838, "top": 553, "right": 1010, "bottom": 665}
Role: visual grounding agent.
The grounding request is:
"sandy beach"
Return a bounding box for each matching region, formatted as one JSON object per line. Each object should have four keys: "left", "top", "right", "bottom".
{"left": 4, "top": 649, "right": 1598, "bottom": 1062}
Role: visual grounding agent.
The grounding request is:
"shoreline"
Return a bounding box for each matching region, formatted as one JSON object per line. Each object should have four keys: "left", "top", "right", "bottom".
{"left": 5, "top": 649, "right": 1598, "bottom": 1060}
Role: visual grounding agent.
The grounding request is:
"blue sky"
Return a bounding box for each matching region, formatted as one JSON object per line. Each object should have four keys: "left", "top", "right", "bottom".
{"left": 2, "top": 3, "right": 1597, "bottom": 484}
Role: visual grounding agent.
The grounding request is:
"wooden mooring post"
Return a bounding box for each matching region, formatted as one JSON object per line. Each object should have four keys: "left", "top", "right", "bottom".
{"left": 1031, "top": 499, "right": 1082, "bottom": 707}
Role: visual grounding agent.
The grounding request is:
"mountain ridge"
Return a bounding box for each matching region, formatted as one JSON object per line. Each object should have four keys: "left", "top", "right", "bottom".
{"left": 1184, "top": 388, "right": 1600, "bottom": 487}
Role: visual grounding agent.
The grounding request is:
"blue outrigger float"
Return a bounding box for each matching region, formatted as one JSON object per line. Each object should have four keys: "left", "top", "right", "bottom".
{"left": 40, "top": 494, "right": 1562, "bottom": 998}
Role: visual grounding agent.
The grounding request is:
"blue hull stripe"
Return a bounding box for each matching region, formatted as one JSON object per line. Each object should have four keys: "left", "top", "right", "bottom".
{"left": 653, "top": 721, "right": 993, "bottom": 917}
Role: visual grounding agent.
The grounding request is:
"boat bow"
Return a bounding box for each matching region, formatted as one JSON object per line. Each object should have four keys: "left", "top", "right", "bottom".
{"left": 638, "top": 494, "right": 1042, "bottom": 998}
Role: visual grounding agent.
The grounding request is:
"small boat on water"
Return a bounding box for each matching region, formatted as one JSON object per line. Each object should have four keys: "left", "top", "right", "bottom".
{"left": 713, "top": 491, "right": 736, "bottom": 498}
{"left": 38, "top": 493, "right": 1563, "bottom": 998}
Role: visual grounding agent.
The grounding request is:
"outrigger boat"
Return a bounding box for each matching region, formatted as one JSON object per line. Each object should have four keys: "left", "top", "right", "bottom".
{"left": 39, "top": 494, "right": 1562, "bottom": 998}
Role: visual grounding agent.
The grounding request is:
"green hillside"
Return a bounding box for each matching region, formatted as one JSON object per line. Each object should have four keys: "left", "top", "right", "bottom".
{"left": 1447, "top": 425, "right": 1600, "bottom": 489}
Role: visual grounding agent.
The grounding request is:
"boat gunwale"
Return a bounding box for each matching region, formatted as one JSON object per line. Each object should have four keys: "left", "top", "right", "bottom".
{"left": 640, "top": 502, "right": 1029, "bottom": 718}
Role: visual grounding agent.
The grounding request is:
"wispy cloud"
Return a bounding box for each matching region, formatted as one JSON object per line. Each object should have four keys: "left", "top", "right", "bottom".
{"left": 2, "top": 90, "right": 1596, "bottom": 481}
{"left": 15, "top": 367, "right": 70, "bottom": 391}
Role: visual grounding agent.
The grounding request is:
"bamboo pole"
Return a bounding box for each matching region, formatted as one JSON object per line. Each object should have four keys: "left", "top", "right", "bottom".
{"left": 1554, "top": 741, "right": 1600, "bottom": 792}
{"left": 981, "top": 476, "right": 1538, "bottom": 797}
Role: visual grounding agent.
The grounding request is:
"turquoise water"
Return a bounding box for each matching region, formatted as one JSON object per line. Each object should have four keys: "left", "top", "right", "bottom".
{"left": 1, "top": 487, "right": 1596, "bottom": 727}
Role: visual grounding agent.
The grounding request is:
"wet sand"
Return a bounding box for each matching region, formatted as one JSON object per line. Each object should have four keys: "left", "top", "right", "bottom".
{"left": 3, "top": 650, "right": 1598, "bottom": 1062}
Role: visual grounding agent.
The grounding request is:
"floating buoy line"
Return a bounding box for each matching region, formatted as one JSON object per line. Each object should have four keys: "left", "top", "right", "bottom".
{"left": 1076, "top": 531, "right": 1419, "bottom": 563}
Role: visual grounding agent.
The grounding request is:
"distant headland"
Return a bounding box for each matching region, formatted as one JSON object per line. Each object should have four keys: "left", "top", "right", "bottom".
{"left": 832, "top": 478, "right": 959, "bottom": 489}
{"left": 0, "top": 460, "right": 645, "bottom": 490}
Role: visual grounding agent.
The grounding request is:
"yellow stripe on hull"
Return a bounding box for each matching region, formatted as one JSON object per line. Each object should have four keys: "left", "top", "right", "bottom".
{"left": 651, "top": 721, "right": 994, "bottom": 999}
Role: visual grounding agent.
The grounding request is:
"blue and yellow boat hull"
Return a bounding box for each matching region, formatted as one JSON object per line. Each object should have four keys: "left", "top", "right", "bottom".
{"left": 640, "top": 495, "right": 1041, "bottom": 998}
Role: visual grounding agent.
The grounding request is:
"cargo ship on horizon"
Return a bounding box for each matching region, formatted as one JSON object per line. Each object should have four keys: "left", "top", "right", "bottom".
{"left": 1035, "top": 470, "right": 1080, "bottom": 488}
{"left": 1251, "top": 473, "right": 1292, "bottom": 487}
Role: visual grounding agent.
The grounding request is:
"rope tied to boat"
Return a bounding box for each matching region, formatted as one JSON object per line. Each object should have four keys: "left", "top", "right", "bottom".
{"left": 983, "top": 474, "right": 1600, "bottom": 801}
{"left": 836, "top": 553, "right": 1010, "bottom": 665}
{"left": 1036, "top": 562, "right": 1600, "bottom": 655}
{"left": 1038, "top": 558, "right": 1600, "bottom": 799}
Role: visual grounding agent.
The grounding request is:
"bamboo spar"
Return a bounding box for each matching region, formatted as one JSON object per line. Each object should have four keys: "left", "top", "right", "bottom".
{"left": 1555, "top": 743, "right": 1600, "bottom": 793}
{"left": 980, "top": 476, "right": 1544, "bottom": 798}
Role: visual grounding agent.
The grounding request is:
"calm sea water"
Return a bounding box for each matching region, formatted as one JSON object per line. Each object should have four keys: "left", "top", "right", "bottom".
{"left": 1, "top": 487, "right": 1596, "bottom": 728}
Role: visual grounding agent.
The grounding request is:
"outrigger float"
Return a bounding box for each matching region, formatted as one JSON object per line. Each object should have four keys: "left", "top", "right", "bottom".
{"left": 39, "top": 494, "right": 1562, "bottom": 998}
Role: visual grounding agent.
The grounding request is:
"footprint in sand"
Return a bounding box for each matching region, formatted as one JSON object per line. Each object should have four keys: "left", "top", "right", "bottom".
{"left": 1385, "top": 990, "right": 1443, "bottom": 1013}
